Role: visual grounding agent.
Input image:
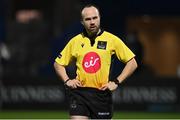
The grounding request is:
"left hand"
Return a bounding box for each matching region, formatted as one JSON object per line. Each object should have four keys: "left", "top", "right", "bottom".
{"left": 99, "top": 81, "right": 118, "bottom": 91}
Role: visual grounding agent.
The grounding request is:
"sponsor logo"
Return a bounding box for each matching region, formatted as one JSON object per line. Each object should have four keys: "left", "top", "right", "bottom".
{"left": 97, "top": 41, "right": 107, "bottom": 50}
{"left": 98, "top": 112, "right": 110, "bottom": 115}
{"left": 82, "top": 52, "right": 101, "bottom": 73}
{"left": 70, "top": 100, "right": 77, "bottom": 109}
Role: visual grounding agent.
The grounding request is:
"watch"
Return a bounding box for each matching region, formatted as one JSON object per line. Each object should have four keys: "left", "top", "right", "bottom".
{"left": 113, "top": 78, "right": 120, "bottom": 86}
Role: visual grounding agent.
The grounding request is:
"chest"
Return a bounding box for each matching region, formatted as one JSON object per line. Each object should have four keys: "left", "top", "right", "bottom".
{"left": 76, "top": 39, "right": 110, "bottom": 56}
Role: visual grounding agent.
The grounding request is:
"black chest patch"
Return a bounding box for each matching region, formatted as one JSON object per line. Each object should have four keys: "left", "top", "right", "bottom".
{"left": 97, "top": 41, "right": 107, "bottom": 50}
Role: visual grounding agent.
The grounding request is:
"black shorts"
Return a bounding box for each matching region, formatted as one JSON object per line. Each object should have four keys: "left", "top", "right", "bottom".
{"left": 67, "top": 87, "right": 113, "bottom": 119}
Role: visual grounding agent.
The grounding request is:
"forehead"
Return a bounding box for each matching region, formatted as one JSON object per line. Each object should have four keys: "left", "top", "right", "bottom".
{"left": 81, "top": 6, "right": 99, "bottom": 18}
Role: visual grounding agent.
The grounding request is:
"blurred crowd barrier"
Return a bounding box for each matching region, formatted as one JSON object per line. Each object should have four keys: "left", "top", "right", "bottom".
{"left": 0, "top": 76, "right": 179, "bottom": 112}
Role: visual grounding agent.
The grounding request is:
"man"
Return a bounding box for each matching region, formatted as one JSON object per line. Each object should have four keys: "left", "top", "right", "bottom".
{"left": 54, "top": 4, "right": 137, "bottom": 119}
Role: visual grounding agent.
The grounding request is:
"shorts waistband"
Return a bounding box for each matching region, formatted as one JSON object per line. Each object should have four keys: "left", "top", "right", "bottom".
{"left": 71, "top": 87, "right": 111, "bottom": 93}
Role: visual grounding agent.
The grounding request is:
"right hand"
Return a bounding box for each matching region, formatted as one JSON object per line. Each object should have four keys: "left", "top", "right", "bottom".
{"left": 65, "top": 79, "right": 82, "bottom": 89}
{"left": 99, "top": 81, "right": 118, "bottom": 91}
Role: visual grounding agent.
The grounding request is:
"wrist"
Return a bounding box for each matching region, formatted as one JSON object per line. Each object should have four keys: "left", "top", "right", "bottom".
{"left": 113, "top": 78, "right": 120, "bottom": 86}
{"left": 64, "top": 78, "right": 70, "bottom": 85}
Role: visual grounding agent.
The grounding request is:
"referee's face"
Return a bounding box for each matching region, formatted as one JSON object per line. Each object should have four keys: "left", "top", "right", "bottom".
{"left": 81, "top": 6, "right": 100, "bottom": 36}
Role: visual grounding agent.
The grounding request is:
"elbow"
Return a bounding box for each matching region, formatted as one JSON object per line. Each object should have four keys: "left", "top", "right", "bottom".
{"left": 130, "top": 57, "right": 138, "bottom": 71}
{"left": 54, "top": 62, "right": 60, "bottom": 71}
{"left": 135, "top": 61, "right": 138, "bottom": 70}
{"left": 54, "top": 62, "right": 64, "bottom": 70}
{"left": 133, "top": 58, "right": 138, "bottom": 71}
{"left": 134, "top": 58, "right": 138, "bottom": 68}
{"left": 54, "top": 62, "right": 57, "bottom": 69}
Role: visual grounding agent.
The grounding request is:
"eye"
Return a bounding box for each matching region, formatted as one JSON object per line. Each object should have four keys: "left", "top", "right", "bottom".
{"left": 85, "top": 18, "right": 91, "bottom": 21}
{"left": 93, "top": 16, "right": 98, "bottom": 20}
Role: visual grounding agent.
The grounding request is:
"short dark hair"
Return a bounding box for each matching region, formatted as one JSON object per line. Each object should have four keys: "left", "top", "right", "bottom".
{"left": 80, "top": 4, "right": 100, "bottom": 20}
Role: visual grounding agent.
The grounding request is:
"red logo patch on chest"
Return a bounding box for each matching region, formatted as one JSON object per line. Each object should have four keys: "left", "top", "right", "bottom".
{"left": 82, "top": 52, "right": 101, "bottom": 73}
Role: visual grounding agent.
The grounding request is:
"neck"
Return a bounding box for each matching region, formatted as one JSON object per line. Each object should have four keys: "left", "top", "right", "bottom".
{"left": 87, "top": 29, "right": 101, "bottom": 38}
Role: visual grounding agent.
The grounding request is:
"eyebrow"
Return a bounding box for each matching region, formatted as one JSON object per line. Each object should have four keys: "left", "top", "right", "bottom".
{"left": 84, "top": 16, "right": 98, "bottom": 21}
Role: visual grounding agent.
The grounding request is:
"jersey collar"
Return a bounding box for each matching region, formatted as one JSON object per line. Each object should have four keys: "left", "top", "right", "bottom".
{"left": 82, "top": 28, "right": 104, "bottom": 38}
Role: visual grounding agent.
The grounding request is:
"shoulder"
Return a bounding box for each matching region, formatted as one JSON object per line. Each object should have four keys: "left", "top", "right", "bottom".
{"left": 103, "top": 31, "right": 119, "bottom": 38}
{"left": 103, "top": 31, "right": 122, "bottom": 41}
{"left": 68, "top": 33, "right": 84, "bottom": 43}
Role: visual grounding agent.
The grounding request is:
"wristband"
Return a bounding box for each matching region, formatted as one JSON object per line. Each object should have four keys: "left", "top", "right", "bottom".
{"left": 113, "top": 78, "right": 120, "bottom": 86}
{"left": 64, "top": 78, "right": 70, "bottom": 85}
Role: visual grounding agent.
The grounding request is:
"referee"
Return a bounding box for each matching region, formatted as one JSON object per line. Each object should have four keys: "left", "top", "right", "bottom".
{"left": 54, "top": 4, "right": 138, "bottom": 119}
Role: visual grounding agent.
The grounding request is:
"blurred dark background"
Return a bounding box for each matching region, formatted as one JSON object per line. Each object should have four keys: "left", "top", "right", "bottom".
{"left": 0, "top": 0, "right": 180, "bottom": 112}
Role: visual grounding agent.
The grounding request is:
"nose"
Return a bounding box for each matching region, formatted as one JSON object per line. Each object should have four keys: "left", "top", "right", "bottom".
{"left": 90, "top": 19, "right": 95, "bottom": 24}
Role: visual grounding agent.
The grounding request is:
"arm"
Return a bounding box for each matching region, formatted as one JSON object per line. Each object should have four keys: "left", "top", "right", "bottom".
{"left": 100, "top": 57, "right": 138, "bottom": 91}
{"left": 117, "top": 57, "right": 138, "bottom": 83}
{"left": 54, "top": 62, "right": 69, "bottom": 82}
{"left": 54, "top": 62, "right": 82, "bottom": 88}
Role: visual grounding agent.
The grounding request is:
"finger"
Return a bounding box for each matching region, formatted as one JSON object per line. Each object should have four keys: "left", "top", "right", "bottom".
{"left": 102, "top": 86, "right": 108, "bottom": 90}
{"left": 73, "top": 80, "right": 81, "bottom": 87}
{"left": 99, "top": 86, "right": 108, "bottom": 90}
{"left": 76, "top": 81, "right": 82, "bottom": 86}
{"left": 74, "top": 82, "right": 80, "bottom": 87}
{"left": 99, "top": 83, "right": 108, "bottom": 89}
{"left": 108, "top": 87, "right": 113, "bottom": 91}
{"left": 70, "top": 81, "right": 76, "bottom": 88}
{"left": 73, "top": 84, "right": 77, "bottom": 89}
{"left": 76, "top": 82, "right": 82, "bottom": 87}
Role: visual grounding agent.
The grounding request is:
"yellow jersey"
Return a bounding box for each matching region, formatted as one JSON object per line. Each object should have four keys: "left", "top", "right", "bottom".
{"left": 55, "top": 30, "right": 135, "bottom": 89}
